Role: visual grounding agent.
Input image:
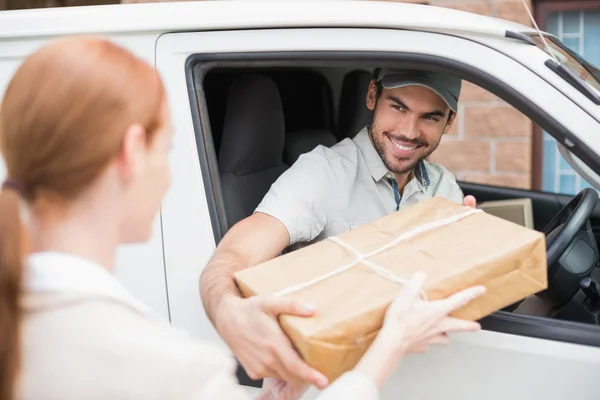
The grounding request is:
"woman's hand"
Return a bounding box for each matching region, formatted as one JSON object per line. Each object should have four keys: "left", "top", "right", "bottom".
{"left": 256, "top": 377, "right": 310, "bottom": 400}
{"left": 257, "top": 273, "right": 486, "bottom": 398}
{"left": 354, "top": 273, "right": 486, "bottom": 387}
{"left": 383, "top": 272, "right": 486, "bottom": 351}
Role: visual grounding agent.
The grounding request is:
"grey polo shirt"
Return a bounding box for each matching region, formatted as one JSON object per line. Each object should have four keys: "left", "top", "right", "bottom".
{"left": 255, "top": 127, "right": 464, "bottom": 246}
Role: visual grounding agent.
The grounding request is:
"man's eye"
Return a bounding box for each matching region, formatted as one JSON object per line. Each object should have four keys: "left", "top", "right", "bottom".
{"left": 425, "top": 116, "right": 440, "bottom": 122}
{"left": 392, "top": 105, "right": 405, "bottom": 112}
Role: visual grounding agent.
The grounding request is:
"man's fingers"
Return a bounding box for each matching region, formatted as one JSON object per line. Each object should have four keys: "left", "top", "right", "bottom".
{"left": 256, "top": 324, "right": 329, "bottom": 389}
{"left": 463, "top": 195, "right": 477, "bottom": 208}
{"left": 266, "top": 355, "right": 305, "bottom": 389}
{"left": 277, "top": 345, "right": 329, "bottom": 389}
{"left": 261, "top": 296, "right": 317, "bottom": 317}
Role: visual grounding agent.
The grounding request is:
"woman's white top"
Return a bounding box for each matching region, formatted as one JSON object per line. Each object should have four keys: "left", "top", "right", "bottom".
{"left": 15, "top": 251, "right": 379, "bottom": 400}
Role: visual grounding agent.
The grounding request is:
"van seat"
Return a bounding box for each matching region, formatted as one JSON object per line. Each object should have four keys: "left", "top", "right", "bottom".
{"left": 283, "top": 129, "right": 338, "bottom": 166}
{"left": 218, "top": 74, "right": 288, "bottom": 229}
{"left": 337, "top": 69, "right": 373, "bottom": 139}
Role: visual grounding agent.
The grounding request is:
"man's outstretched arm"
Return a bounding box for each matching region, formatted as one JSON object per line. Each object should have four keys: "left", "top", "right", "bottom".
{"left": 200, "top": 148, "right": 337, "bottom": 389}
{"left": 199, "top": 212, "right": 289, "bottom": 328}
{"left": 199, "top": 212, "right": 330, "bottom": 389}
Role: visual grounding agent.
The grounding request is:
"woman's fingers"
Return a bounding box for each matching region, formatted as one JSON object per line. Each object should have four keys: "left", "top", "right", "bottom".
{"left": 387, "top": 272, "right": 427, "bottom": 315}
{"left": 427, "top": 333, "right": 451, "bottom": 345}
{"left": 437, "top": 285, "right": 487, "bottom": 315}
{"left": 407, "top": 342, "right": 429, "bottom": 353}
{"left": 406, "top": 333, "right": 451, "bottom": 354}
{"left": 392, "top": 281, "right": 486, "bottom": 321}
{"left": 431, "top": 317, "right": 482, "bottom": 336}
{"left": 383, "top": 279, "right": 486, "bottom": 355}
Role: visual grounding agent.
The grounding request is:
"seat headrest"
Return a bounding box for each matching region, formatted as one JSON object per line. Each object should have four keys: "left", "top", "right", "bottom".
{"left": 337, "top": 70, "right": 373, "bottom": 140}
{"left": 284, "top": 129, "right": 338, "bottom": 165}
{"left": 218, "top": 74, "right": 286, "bottom": 175}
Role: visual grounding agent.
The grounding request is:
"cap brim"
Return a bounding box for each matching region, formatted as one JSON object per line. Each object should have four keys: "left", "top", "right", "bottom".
{"left": 381, "top": 76, "right": 458, "bottom": 113}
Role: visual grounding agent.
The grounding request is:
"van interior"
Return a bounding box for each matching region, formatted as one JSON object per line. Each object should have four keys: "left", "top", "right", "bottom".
{"left": 202, "top": 66, "right": 377, "bottom": 231}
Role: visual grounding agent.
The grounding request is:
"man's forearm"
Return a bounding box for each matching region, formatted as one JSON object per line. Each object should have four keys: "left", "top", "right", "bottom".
{"left": 199, "top": 213, "right": 291, "bottom": 329}
{"left": 199, "top": 247, "right": 249, "bottom": 329}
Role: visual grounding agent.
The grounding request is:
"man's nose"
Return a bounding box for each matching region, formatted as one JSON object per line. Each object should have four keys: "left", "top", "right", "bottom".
{"left": 400, "top": 116, "right": 420, "bottom": 140}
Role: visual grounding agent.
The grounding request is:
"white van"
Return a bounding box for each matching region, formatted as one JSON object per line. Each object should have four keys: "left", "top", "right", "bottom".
{"left": 2, "top": 1, "right": 600, "bottom": 399}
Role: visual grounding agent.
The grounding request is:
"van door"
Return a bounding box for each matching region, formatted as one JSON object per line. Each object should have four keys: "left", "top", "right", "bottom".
{"left": 156, "top": 28, "right": 600, "bottom": 400}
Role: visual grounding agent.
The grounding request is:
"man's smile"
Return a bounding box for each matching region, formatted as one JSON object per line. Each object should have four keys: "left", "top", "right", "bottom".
{"left": 387, "top": 134, "right": 424, "bottom": 157}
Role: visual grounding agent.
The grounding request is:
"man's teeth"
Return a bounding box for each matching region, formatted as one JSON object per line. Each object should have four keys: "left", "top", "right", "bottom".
{"left": 391, "top": 140, "right": 417, "bottom": 151}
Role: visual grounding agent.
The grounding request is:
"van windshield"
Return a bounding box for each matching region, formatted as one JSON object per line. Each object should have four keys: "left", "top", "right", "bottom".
{"left": 531, "top": 34, "right": 600, "bottom": 95}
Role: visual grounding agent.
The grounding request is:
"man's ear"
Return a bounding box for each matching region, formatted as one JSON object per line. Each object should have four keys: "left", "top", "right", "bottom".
{"left": 117, "top": 123, "right": 148, "bottom": 184}
{"left": 366, "top": 80, "right": 378, "bottom": 111}
{"left": 443, "top": 111, "right": 458, "bottom": 134}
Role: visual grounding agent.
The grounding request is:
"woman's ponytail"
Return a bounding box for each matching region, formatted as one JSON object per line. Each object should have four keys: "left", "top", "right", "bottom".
{"left": 0, "top": 183, "right": 28, "bottom": 400}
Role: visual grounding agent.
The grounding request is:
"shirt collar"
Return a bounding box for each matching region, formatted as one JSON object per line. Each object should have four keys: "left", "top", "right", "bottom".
{"left": 415, "top": 160, "right": 432, "bottom": 188}
{"left": 354, "top": 126, "right": 390, "bottom": 182}
{"left": 24, "top": 251, "right": 160, "bottom": 319}
{"left": 354, "top": 126, "right": 431, "bottom": 189}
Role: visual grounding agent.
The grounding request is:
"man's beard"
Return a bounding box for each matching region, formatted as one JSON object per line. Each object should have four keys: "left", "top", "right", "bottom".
{"left": 368, "top": 118, "right": 441, "bottom": 175}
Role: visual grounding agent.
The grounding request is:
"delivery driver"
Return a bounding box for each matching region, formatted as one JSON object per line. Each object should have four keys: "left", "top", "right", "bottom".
{"left": 199, "top": 68, "right": 477, "bottom": 393}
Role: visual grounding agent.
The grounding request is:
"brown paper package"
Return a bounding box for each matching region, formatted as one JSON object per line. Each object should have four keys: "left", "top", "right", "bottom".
{"left": 234, "top": 197, "right": 548, "bottom": 382}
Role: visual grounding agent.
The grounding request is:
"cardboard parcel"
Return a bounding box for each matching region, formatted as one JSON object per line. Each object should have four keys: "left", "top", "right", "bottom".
{"left": 234, "top": 196, "right": 548, "bottom": 382}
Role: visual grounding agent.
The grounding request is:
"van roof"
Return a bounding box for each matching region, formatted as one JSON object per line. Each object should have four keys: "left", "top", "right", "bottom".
{"left": 0, "top": 0, "right": 539, "bottom": 40}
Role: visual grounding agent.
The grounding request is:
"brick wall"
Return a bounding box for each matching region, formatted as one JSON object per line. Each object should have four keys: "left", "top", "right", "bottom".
{"left": 422, "top": 0, "right": 534, "bottom": 190}
{"left": 428, "top": 81, "right": 532, "bottom": 189}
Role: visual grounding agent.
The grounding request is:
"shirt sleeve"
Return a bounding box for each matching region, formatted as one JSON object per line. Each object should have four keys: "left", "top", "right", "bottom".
{"left": 428, "top": 161, "right": 464, "bottom": 205}
{"left": 448, "top": 181, "right": 465, "bottom": 204}
{"left": 254, "top": 147, "right": 338, "bottom": 246}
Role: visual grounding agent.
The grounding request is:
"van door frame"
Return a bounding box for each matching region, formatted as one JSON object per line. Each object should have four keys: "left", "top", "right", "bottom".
{"left": 156, "top": 28, "right": 600, "bottom": 397}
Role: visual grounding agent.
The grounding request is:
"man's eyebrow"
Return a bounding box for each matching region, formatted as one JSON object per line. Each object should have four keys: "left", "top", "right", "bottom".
{"left": 387, "top": 95, "right": 447, "bottom": 118}
{"left": 423, "top": 109, "right": 447, "bottom": 118}
{"left": 388, "top": 95, "right": 410, "bottom": 111}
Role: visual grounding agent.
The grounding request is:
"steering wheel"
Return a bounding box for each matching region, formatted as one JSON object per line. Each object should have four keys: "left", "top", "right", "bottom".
{"left": 544, "top": 188, "right": 598, "bottom": 265}
{"left": 537, "top": 188, "right": 599, "bottom": 307}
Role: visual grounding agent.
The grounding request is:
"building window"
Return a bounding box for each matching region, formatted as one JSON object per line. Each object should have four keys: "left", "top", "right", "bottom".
{"left": 536, "top": 1, "right": 600, "bottom": 195}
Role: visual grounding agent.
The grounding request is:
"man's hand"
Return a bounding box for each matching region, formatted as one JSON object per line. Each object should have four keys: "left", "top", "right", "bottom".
{"left": 200, "top": 214, "right": 329, "bottom": 388}
{"left": 217, "top": 295, "right": 329, "bottom": 390}
{"left": 463, "top": 195, "right": 477, "bottom": 208}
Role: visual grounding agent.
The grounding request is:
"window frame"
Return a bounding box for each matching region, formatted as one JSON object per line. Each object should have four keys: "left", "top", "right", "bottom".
{"left": 185, "top": 50, "right": 600, "bottom": 388}
{"left": 532, "top": 0, "right": 600, "bottom": 191}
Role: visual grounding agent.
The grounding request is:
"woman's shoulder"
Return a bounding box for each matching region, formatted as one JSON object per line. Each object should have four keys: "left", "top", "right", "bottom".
{"left": 20, "top": 294, "right": 244, "bottom": 400}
